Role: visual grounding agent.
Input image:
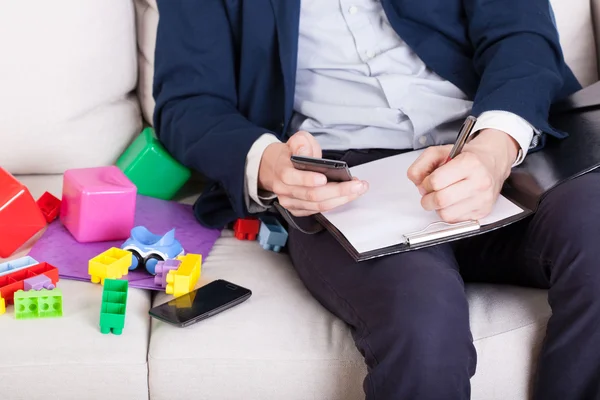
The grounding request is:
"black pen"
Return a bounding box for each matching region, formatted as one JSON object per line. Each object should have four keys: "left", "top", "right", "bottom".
{"left": 445, "top": 115, "right": 477, "bottom": 163}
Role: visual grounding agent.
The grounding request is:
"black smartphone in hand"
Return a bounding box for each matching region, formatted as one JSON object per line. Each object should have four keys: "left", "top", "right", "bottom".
{"left": 149, "top": 279, "right": 252, "bottom": 327}
{"left": 290, "top": 155, "right": 353, "bottom": 182}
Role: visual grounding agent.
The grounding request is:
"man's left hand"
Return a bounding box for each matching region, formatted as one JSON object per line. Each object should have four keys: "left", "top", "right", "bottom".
{"left": 407, "top": 129, "right": 520, "bottom": 223}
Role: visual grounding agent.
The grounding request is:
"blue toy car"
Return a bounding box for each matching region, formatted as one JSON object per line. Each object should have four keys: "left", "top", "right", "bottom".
{"left": 121, "top": 226, "right": 184, "bottom": 275}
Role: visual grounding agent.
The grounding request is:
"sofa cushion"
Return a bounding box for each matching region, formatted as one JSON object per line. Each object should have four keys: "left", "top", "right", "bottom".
{"left": 148, "top": 231, "right": 551, "bottom": 400}
{"left": 0, "top": 175, "right": 151, "bottom": 400}
{"left": 0, "top": 0, "right": 142, "bottom": 174}
{"left": 550, "top": 0, "right": 599, "bottom": 86}
{"left": 0, "top": 279, "right": 151, "bottom": 400}
{"left": 135, "top": 0, "right": 159, "bottom": 125}
{"left": 468, "top": 285, "right": 550, "bottom": 400}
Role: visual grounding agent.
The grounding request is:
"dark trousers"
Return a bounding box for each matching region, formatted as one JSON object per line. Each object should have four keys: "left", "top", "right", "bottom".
{"left": 287, "top": 149, "right": 600, "bottom": 400}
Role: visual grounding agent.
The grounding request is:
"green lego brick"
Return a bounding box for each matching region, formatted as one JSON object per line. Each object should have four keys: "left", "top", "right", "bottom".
{"left": 103, "top": 278, "right": 128, "bottom": 294}
{"left": 100, "top": 279, "right": 128, "bottom": 335}
{"left": 116, "top": 127, "right": 191, "bottom": 200}
{"left": 14, "top": 289, "right": 63, "bottom": 319}
{"left": 104, "top": 291, "right": 127, "bottom": 304}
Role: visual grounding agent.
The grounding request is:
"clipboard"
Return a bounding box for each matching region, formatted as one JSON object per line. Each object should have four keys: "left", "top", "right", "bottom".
{"left": 313, "top": 201, "right": 533, "bottom": 262}
{"left": 278, "top": 84, "right": 600, "bottom": 262}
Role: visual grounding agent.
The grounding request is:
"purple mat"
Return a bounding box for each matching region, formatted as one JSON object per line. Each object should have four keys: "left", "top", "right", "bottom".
{"left": 28, "top": 195, "right": 222, "bottom": 290}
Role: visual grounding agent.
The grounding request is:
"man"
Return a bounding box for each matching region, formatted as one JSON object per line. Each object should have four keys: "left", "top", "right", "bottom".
{"left": 153, "top": 1, "right": 600, "bottom": 399}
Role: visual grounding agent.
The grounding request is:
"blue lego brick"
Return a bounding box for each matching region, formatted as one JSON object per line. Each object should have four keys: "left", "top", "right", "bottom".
{"left": 0, "top": 256, "right": 39, "bottom": 277}
{"left": 258, "top": 216, "right": 288, "bottom": 253}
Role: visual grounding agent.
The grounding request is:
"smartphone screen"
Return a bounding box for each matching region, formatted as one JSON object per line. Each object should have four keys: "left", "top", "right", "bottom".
{"left": 149, "top": 280, "right": 252, "bottom": 327}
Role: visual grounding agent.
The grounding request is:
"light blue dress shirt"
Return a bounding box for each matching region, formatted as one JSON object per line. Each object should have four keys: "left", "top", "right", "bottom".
{"left": 290, "top": 0, "right": 473, "bottom": 150}
{"left": 244, "top": 0, "right": 535, "bottom": 211}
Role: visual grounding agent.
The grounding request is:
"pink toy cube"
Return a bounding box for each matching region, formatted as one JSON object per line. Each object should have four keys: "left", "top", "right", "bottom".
{"left": 60, "top": 166, "right": 137, "bottom": 243}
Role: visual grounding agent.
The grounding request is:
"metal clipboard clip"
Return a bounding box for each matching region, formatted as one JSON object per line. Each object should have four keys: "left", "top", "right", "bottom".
{"left": 403, "top": 220, "right": 480, "bottom": 245}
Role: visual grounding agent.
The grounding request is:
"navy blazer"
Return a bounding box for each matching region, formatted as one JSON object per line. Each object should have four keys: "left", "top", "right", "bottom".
{"left": 153, "top": 0, "right": 581, "bottom": 229}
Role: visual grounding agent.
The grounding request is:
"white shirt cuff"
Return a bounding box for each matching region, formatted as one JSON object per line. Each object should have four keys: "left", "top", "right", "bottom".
{"left": 244, "top": 133, "right": 281, "bottom": 213}
{"left": 472, "top": 111, "right": 538, "bottom": 167}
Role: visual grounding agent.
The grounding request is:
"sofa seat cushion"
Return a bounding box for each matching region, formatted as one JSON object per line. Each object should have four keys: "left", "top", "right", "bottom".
{"left": 0, "top": 279, "right": 151, "bottom": 400}
{"left": 0, "top": 0, "right": 142, "bottom": 174}
{"left": 148, "top": 231, "right": 551, "bottom": 400}
{"left": 0, "top": 175, "right": 151, "bottom": 400}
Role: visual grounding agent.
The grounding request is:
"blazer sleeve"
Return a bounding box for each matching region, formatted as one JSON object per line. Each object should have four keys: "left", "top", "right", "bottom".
{"left": 153, "top": 1, "right": 274, "bottom": 223}
{"left": 463, "top": 0, "right": 578, "bottom": 142}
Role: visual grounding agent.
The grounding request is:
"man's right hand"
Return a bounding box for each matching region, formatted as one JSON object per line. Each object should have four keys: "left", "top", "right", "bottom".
{"left": 257, "top": 131, "right": 369, "bottom": 217}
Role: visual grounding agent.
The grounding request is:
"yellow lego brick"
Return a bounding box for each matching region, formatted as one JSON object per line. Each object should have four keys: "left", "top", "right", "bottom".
{"left": 0, "top": 295, "right": 5, "bottom": 315}
{"left": 88, "top": 247, "right": 132, "bottom": 285}
{"left": 166, "top": 253, "right": 202, "bottom": 297}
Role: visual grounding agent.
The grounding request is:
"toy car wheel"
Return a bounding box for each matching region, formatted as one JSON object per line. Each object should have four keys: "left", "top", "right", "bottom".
{"left": 144, "top": 254, "right": 164, "bottom": 275}
{"left": 128, "top": 249, "right": 144, "bottom": 271}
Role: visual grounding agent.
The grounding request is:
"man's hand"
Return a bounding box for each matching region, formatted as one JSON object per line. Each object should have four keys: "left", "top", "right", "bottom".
{"left": 407, "top": 129, "right": 519, "bottom": 223}
{"left": 258, "top": 131, "right": 369, "bottom": 217}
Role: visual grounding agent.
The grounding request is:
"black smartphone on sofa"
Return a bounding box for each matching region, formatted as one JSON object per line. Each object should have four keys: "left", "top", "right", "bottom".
{"left": 149, "top": 279, "right": 252, "bottom": 327}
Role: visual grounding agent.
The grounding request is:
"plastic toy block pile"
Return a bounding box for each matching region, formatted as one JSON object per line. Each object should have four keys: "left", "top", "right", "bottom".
{"left": 1, "top": 126, "right": 289, "bottom": 332}
{"left": 0, "top": 127, "right": 200, "bottom": 333}
{"left": 0, "top": 257, "right": 61, "bottom": 319}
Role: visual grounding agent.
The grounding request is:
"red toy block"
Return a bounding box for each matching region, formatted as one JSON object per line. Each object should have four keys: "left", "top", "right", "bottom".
{"left": 36, "top": 192, "right": 62, "bottom": 223}
{"left": 0, "top": 262, "right": 59, "bottom": 304}
{"left": 0, "top": 167, "right": 47, "bottom": 258}
{"left": 233, "top": 218, "right": 260, "bottom": 240}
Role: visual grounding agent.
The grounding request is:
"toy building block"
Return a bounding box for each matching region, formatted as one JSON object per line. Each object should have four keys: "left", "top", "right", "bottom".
{"left": 0, "top": 262, "right": 59, "bottom": 304}
{"left": 89, "top": 247, "right": 132, "bottom": 285}
{"left": 116, "top": 127, "right": 191, "bottom": 200}
{"left": 100, "top": 279, "right": 128, "bottom": 335}
{"left": 36, "top": 191, "right": 62, "bottom": 223}
{"left": 154, "top": 259, "right": 181, "bottom": 289}
{"left": 258, "top": 216, "right": 289, "bottom": 253}
{"left": 0, "top": 295, "right": 5, "bottom": 315}
{"left": 23, "top": 275, "right": 55, "bottom": 291}
{"left": 166, "top": 253, "right": 202, "bottom": 298}
{"left": 14, "top": 288, "right": 63, "bottom": 319}
{"left": 233, "top": 218, "right": 260, "bottom": 240}
{"left": 0, "top": 167, "right": 47, "bottom": 258}
{"left": 60, "top": 166, "right": 137, "bottom": 243}
{"left": 0, "top": 256, "right": 39, "bottom": 277}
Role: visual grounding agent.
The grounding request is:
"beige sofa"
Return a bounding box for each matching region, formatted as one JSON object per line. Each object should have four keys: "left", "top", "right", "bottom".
{"left": 0, "top": 1, "right": 598, "bottom": 399}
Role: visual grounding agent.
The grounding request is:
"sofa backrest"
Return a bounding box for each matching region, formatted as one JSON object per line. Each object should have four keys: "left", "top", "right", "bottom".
{"left": 0, "top": 0, "right": 142, "bottom": 174}
{"left": 0, "top": 0, "right": 596, "bottom": 175}
{"left": 550, "top": 0, "right": 599, "bottom": 86}
{"left": 135, "top": 0, "right": 159, "bottom": 126}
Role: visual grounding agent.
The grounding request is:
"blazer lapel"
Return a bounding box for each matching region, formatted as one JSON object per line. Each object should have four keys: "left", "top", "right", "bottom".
{"left": 269, "top": 0, "right": 301, "bottom": 129}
